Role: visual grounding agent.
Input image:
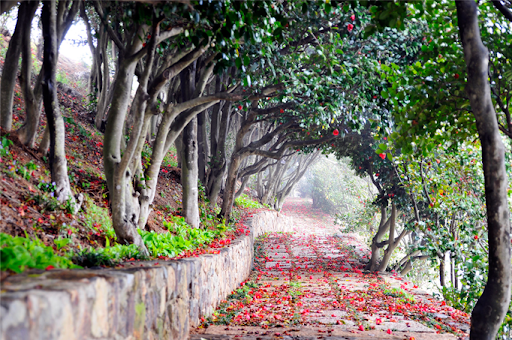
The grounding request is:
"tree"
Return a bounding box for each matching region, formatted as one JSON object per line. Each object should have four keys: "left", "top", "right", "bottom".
{"left": 0, "top": 2, "right": 37, "bottom": 132}
{"left": 40, "top": 0, "right": 79, "bottom": 211}
{"left": 366, "top": 1, "right": 511, "bottom": 336}
{"left": 456, "top": 1, "right": 511, "bottom": 337}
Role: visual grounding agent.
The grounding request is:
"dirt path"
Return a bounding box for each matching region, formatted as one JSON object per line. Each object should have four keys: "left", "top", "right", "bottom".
{"left": 192, "top": 198, "right": 470, "bottom": 340}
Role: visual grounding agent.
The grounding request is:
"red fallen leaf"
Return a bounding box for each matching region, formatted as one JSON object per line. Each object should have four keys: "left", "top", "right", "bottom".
{"left": 45, "top": 265, "right": 55, "bottom": 271}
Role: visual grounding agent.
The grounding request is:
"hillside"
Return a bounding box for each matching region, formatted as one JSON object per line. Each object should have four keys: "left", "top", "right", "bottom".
{"left": 0, "top": 30, "right": 253, "bottom": 280}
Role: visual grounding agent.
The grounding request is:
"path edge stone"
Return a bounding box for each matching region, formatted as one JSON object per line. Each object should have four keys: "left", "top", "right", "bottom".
{"left": 0, "top": 210, "right": 293, "bottom": 340}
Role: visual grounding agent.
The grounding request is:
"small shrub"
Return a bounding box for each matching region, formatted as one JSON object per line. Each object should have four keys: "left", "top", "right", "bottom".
{"left": 0, "top": 233, "right": 80, "bottom": 273}
{"left": 235, "top": 194, "right": 264, "bottom": 209}
{"left": 71, "top": 244, "right": 144, "bottom": 267}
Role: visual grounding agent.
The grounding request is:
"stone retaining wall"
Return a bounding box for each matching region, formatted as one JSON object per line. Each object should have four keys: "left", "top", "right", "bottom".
{"left": 0, "top": 210, "right": 294, "bottom": 340}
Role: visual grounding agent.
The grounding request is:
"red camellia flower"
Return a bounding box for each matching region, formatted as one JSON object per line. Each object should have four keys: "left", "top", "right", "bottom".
{"left": 454, "top": 73, "right": 460, "bottom": 79}
{"left": 280, "top": 108, "right": 284, "bottom": 113}
{"left": 350, "top": 14, "right": 356, "bottom": 21}
{"left": 333, "top": 129, "right": 339, "bottom": 136}
{"left": 358, "top": 325, "right": 364, "bottom": 331}
{"left": 347, "top": 24, "right": 354, "bottom": 32}
{"left": 379, "top": 153, "right": 386, "bottom": 160}
{"left": 45, "top": 265, "right": 55, "bottom": 271}
{"left": 238, "top": 105, "right": 242, "bottom": 110}
{"left": 474, "top": 235, "right": 478, "bottom": 240}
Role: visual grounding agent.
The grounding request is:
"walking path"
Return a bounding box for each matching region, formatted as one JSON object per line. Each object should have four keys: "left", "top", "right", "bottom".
{"left": 192, "top": 198, "right": 470, "bottom": 339}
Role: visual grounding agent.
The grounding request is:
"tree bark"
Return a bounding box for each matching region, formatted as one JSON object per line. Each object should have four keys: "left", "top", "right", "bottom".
{"left": 197, "top": 108, "right": 208, "bottom": 184}
{"left": 38, "top": 125, "right": 50, "bottom": 155}
{"left": 41, "top": 0, "right": 75, "bottom": 209}
{"left": 366, "top": 204, "right": 389, "bottom": 271}
{"left": 103, "top": 19, "right": 150, "bottom": 254}
{"left": 0, "top": 1, "right": 37, "bottom": 131}
{"left": 206, "top": 73, "right": 232, "bottom": 208}
{"left": 376, "top": 204, "right": 395, "bottom": 272}
{"left": 439, "top": 255, "right": 446, "bottom": 287}
{"left": 180, "top": 62, "right": 200, "bottom": 228}
{"left": 17, "top": 0, "right": 78, "bottom": 147}
{"left": 456, "top": 2, "right": 511, "bottom": 338}
{"left": 377, "top": 203, "right": 409, "bottom": 272}
{"left": 17, "top": 1, "right": 43, "bottom": 147}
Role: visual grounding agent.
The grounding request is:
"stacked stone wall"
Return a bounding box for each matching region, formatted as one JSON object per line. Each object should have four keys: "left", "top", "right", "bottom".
{"left": 0, "top": 210, "right": 294, "bottom": 340}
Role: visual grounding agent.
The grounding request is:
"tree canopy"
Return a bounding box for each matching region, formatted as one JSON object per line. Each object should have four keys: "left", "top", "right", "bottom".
{"left": 0, "top": 1, "right": 511, "bottom": 337}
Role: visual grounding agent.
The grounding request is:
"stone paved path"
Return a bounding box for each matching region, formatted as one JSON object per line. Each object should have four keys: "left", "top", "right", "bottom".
{"left": 192, "top": 199, "right": 470, "bottom": 340}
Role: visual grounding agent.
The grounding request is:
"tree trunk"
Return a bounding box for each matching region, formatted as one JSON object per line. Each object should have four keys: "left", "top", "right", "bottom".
{"left": 257, "top": 171, "right": 264, "bottom": 200}
{"left": 181, "top": 117, "right": 200, "bottom": 228}
{"left": 221, "top": 154, "right": 241, "bottom": 219}
{"left": 377, "top": 204, "right": 397, "bottom": 272}
{"left": 38, "top": 125, "right": 50, "bottom": 155}
{"left": 17, "top": 0, "right": 78, "bottom": 147}
{"left": 206, "top": 73, "right": 232, "bottom": 208}
{"left": 235, "top": 175, "right": 250, "bottom": 199}
{"left": 103, "top": 48, "right": 149, "bottom": 254}
{"left": 179, "top": 62, "right": 200, "bottom": 228}
{"left": 94, "top": 34, "right": 111, "bottom": 130}
{"left": 0, "top": 2, "right": 37, "bottom": 131}
{"left": 366, "top": 204, "right": 389, "bottom": 271}
{"left": 41, "top": 0, "right": 75, "bottom": 209}
{"left": 452, "top": 256, "right": 458, "bottom": 289}
{"left": 197, "top": 108, "right": 208, "bottom": 184}
{"left": 439, "top": 255, "right": 446, "bottom": 287}
{"left": 456, "top": 2, "right": 511, "bottom": 338}
{"left": 17, "top": 0, "right": 43, "bottom": 147}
